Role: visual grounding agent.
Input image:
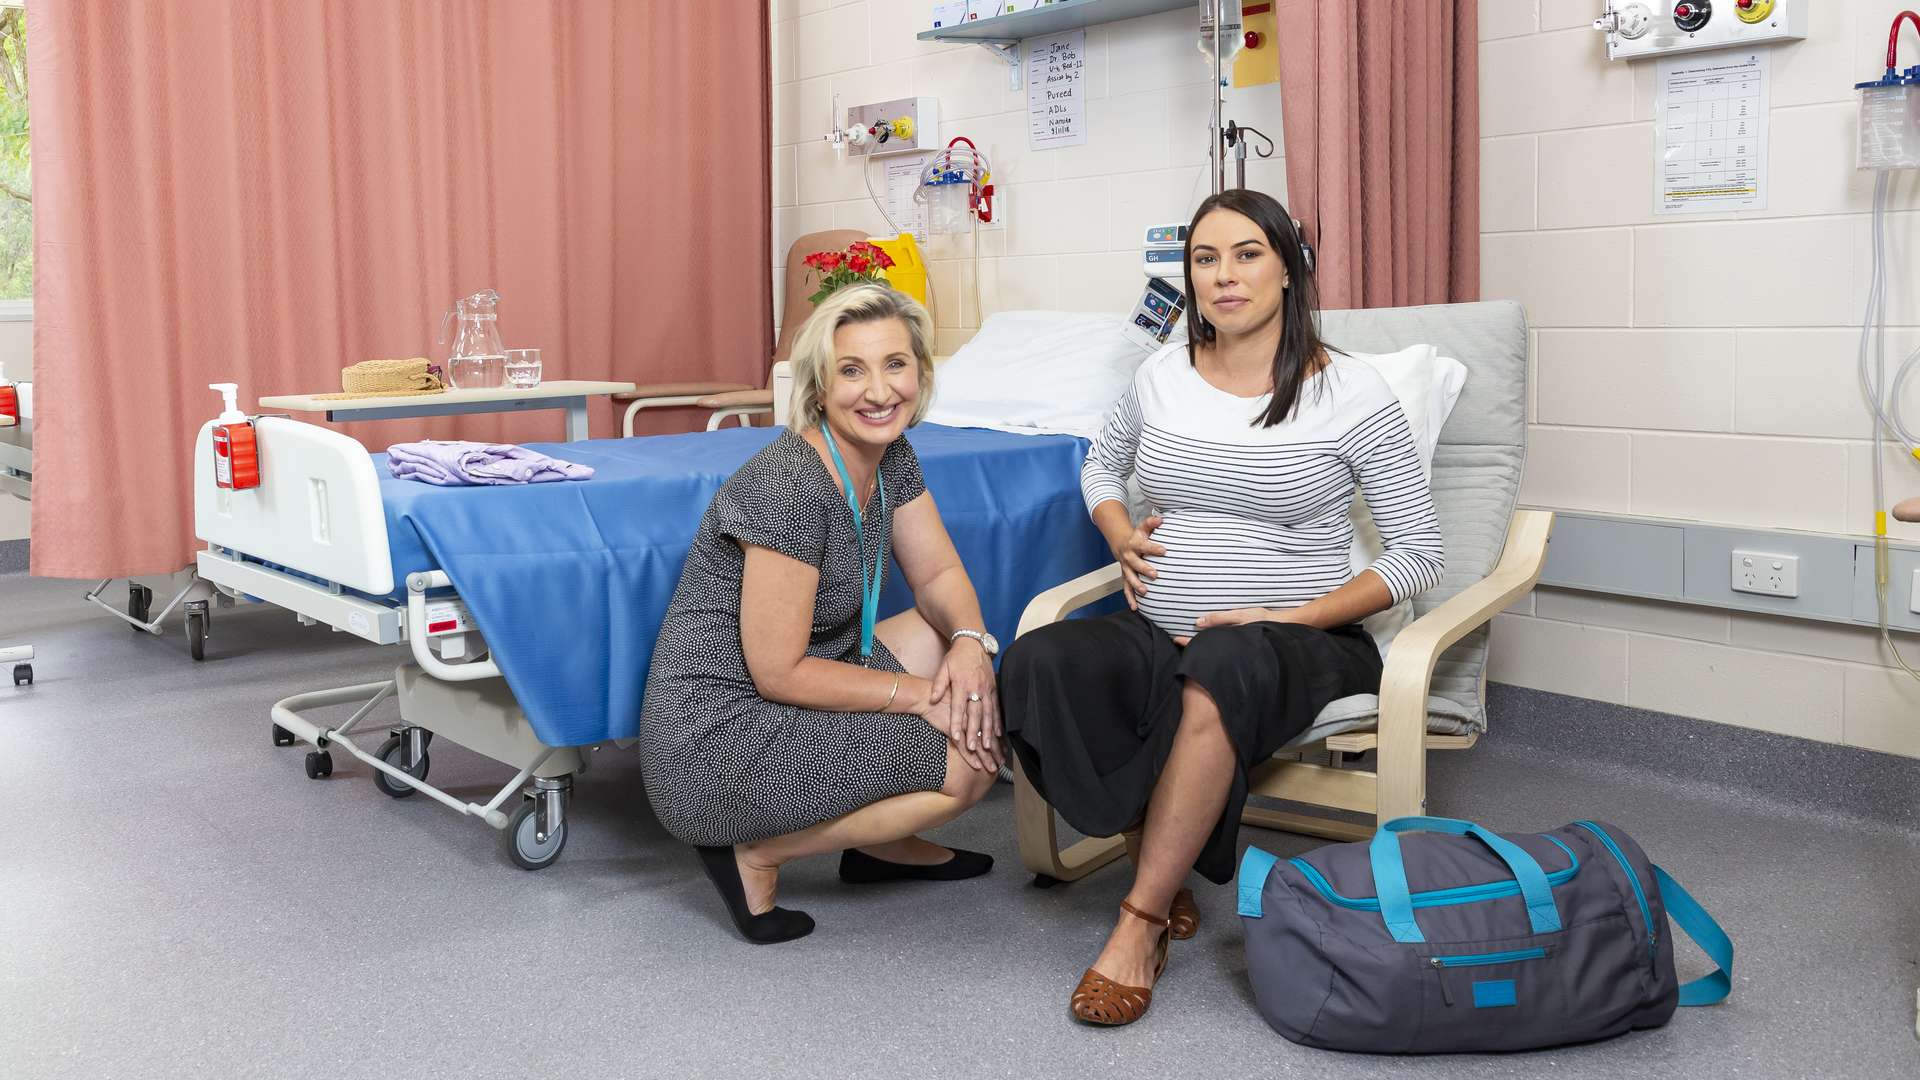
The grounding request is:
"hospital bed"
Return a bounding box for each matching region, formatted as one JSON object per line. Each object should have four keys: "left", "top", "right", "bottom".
{"left": 3, "top": 385, "right": 33, "bottom": 685}
{"left": 192, "top": 410, "right": 1109, "bottom": 869}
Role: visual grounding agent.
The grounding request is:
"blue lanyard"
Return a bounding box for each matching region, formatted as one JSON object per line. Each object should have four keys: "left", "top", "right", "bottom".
{"left": 820, "top": 426, "right": 887, "bottom": 663}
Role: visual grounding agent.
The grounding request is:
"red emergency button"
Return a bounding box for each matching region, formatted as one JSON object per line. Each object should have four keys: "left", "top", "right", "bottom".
{"left": 1675, "top": 3, "right": 1692, "bottom": 15}
{"left": 1736, "top": 0, "right": 1751, "bottom": 7}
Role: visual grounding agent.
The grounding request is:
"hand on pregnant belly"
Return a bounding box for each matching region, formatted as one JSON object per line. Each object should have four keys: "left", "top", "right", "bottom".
{"left": 1117, "top": 514, "right": 1167, "bottom": 610}
{"left": 1134, "top": 511, "right": 1306, "bottom": 643}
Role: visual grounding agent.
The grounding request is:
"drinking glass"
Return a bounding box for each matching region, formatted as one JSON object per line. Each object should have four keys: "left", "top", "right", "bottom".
{"left": 505, "top": 348, "right": 543, "bottom": 389}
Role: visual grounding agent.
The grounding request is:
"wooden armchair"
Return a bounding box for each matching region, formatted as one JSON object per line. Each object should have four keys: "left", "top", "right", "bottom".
{"left": 616, "top": 228, "right": 868, "bottom": 437}
{"left": 1012, "top": 300, "right": 1552, "bottom": 883}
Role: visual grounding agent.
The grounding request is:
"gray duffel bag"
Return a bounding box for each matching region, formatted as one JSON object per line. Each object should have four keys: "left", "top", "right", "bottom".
{"left": 1236, "top": 816, "right": 1732, "bottom": 1054}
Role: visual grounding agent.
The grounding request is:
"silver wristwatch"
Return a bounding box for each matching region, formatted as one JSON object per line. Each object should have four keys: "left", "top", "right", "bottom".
{"left": 950, "top": 628, "right": 1000, "bottom": 657}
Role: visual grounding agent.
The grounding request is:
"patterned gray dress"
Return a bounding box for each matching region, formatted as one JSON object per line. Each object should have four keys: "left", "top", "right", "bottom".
{"left": 640, "top": 429, "right": 951, "bottom": 847}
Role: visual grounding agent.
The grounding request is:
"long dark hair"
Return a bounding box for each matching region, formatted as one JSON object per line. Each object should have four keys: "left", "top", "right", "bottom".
{"left": 1181, "top": 189, "right": 1330, "bottom": 428}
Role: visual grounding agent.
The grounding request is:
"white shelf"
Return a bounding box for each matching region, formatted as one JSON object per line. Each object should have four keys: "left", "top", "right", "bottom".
{"left": 917, "top": 0, "right": 1191, "bottom": 43}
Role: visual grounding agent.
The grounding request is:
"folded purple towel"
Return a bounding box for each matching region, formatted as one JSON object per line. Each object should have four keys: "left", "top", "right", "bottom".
{"left": 386, "top": 441, "right": 595, "bottom": 486}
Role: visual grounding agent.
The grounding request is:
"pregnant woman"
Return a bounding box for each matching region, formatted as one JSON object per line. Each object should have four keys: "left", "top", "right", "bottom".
{"left": 998, "top": 189, "right": 1445, "bottom": 1024}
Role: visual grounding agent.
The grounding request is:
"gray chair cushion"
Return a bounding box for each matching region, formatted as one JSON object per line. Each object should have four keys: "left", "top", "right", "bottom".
{"left": 1307, "top": 300, "right": 1530, "bottom": 734}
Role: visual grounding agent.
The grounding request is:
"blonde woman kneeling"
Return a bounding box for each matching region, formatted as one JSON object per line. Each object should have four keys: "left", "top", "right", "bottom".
{"left": 640, "top": 284, "right": 1004, "bottom": 944}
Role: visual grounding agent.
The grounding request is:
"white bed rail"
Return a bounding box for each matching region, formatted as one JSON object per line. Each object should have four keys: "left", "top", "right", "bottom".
{"left": 407, "top": 570, "right": 502, "bottom": 681}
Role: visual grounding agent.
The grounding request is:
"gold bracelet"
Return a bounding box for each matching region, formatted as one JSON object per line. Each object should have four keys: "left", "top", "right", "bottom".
{"left": 882, "top": 673, "right": 900, "bottom": 712}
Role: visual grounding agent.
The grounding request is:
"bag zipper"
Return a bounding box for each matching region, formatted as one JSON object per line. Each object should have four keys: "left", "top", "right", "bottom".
{"left": 1289, "top": 836, "right": 1579, "bottom": 912}
{"left": 1432, "top": 946, "right": 1549, "bottom": 967}
{"left": 1428, "top": 947, "right": 1550, "bottom": 1007}
{"left": 1573, "top": 821, "right": 1657, "bottom": 958}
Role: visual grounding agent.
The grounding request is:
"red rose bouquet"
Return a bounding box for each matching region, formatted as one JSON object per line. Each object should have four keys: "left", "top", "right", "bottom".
{"left": 801, "top": 239, "right": 897, "bottom": 305}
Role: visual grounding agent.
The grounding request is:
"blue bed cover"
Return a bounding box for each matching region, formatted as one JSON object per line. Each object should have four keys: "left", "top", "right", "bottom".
{"left": 371, "top": 424, "right": 1111, "bottom": 747}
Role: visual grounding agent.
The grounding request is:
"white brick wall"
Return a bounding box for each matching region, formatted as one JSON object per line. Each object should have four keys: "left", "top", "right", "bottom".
{"left": 771, "top": 0, "right": 1286, "bottom": 347}
{"left": 1487, "top": 1, "right": 1920, "bottom": 759}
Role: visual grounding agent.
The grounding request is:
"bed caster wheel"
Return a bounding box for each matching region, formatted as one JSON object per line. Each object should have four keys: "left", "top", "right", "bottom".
{"left": 11, "top": 663, "right": 29, "bottom": 687}
{"left": 271, "top": 723, "right": 296, "bottom": 747}
{"left": 373, "top": 733, "right": 430, "bottom": 799}
{"left": 185, "top": 607, "right": 208, "bottom": 662}
{"left": 505, "top": 798, "right": 566, "bottom": 870}
{"left": 128, "top": 583, "right": 152, "bottom": 628}
{"left": 304, "top": 750, "right": 333, "bottom": 779}
{"left": 1031, "top": 873, "right": 1061, "bottom": 889}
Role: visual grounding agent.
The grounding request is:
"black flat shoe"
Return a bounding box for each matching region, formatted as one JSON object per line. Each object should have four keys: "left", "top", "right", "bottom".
{"left": 838, "top": 845, "right": 994, "bottom": 884}
{"left": 694, "top": 845, "right": 815, "bottom": 944}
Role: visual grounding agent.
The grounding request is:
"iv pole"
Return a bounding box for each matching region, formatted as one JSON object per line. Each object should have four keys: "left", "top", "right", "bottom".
{"left": 1204, "top": 1, "right": 1273, "bottom": 194}
{"left": 1209, "top": 0, "right": 1226, "bottom": 194}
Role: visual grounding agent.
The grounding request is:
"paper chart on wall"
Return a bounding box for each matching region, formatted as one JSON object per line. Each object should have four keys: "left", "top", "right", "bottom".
{"left": 1655, "top": 50, "right": 1769, "bottom": 215}
{"left": 882, "top": 153, "right": 931, "bottom": 239}
{"left": 1026, "top": 30, "right": 1087, "bottom": 151}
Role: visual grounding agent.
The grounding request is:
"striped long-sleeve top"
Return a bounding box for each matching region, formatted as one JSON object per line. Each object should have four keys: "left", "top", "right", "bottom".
{"left": 1082, "top": 345, "right": 1446, "bottom": 640}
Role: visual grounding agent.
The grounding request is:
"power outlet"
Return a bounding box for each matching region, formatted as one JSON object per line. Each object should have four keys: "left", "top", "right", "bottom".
{"left": 1730, "top": 550, "right": 1798, "bottom": 597}
{"left": 1908, "top": 569, "right": 1920, "bottom": 615}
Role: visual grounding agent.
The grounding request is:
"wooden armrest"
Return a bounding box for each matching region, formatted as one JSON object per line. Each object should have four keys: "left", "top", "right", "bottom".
{"left": 695, "top": 389, "right": 776, "bottom": 409}
{"left": 1015, "top": 563, "right": 1124, "bottom": 639}
{"left": 1377, "top": 508, "right": 1554, "bottom": 723}
{"left": 1370, "top": 509, "right": 1553, "bottom": 820}
{"left": 614, "top": 381, "right": 754, "bottom": 402}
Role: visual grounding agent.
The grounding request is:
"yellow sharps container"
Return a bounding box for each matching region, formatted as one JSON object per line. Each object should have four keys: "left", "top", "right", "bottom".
{"left": 872, "top": 233, "right": 928, "bottom": 306}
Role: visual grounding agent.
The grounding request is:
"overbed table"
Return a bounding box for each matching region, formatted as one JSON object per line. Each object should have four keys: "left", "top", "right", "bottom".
{"left": 258, "top": 380, "right": 638, "bottom": 442}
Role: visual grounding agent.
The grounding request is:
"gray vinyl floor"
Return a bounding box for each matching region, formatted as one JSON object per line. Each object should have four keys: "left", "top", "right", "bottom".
{"left": 2, "top": 569, "right": 1917, "bottom": 1080}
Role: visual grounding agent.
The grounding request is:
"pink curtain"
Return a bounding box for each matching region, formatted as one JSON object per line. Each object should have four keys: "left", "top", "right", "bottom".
{"left": 27, "top": 0, "right": 771, "bottom": 578}
{"left": 1274, "top": 0, "right": 1478, "bottom": 310}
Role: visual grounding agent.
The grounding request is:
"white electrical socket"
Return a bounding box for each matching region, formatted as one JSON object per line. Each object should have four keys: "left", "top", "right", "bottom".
{"left": 1909, "top": 569, "right": 1920, "bottom": 615}
{"left": 1730, "top": 550, "right": 1798, "bottom": 597}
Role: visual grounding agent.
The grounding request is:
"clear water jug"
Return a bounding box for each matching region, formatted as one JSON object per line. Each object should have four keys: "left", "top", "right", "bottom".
{"left": 440, "top": 289, "right": 508, "bottom": 390}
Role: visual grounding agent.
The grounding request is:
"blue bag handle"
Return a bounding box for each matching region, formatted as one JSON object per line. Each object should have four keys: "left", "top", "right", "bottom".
{"left": 1369, "top": 816, "right": 1564, "bottom": 944}
{"left": 1654, "top": 865, "right": 1734, "bottom": 1006}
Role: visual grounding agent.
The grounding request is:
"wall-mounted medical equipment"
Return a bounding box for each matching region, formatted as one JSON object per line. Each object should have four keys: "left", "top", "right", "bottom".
{"left": 1592, "top": 0, "right": 1804, "bottom": 61}
{"left": 1857, "top": 12, "right": 1920, "bottom": 171}
{"left": 916, "top": 137, "right": 994, "bottom": 232}
{"left": 826, "top": 97, "right": 941, "bottom": 158}
{"left": 1854, "top": 10, "right": 1920, "bottom": 747}
{"left": 1125, "top": 223, "right": 1189, "bottom": 351}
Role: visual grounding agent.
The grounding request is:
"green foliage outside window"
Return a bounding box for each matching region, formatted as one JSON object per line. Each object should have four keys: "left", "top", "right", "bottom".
{"left": 0, "top": 7, "right": 29, "bottom": 302}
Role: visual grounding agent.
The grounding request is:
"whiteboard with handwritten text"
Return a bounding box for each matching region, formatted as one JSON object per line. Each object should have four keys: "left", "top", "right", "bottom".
{"left": 1026, "top": 30, "right": 1087, "bottom": 151}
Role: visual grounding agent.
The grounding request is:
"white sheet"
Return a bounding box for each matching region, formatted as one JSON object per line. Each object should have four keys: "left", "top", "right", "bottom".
{"left": 925, "top": 312, "right": 1157, "bottom": 440}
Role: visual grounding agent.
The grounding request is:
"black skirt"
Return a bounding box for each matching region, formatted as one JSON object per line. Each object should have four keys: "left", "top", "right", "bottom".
{"left": 998, "top": 610, "right": 1383, "bottom": 884}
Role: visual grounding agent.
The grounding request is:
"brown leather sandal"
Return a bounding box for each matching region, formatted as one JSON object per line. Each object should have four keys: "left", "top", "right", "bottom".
{"left": 1169, "top": 887, "right": 1199, "bottom": 940}
{"left": 1069, "top": 900, "right": 1172, "bottom": 1026}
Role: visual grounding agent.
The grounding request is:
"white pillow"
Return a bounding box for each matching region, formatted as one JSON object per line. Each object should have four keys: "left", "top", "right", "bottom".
{"left": 1345, "top": 346, "right": 1468, "bottom": 654}
{"left": 924, "top": 312, "right": 1156, "bottom": 440}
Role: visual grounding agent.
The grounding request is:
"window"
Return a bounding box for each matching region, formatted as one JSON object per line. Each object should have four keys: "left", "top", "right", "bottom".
{"left": 0, "top": 2, "right": 27, "bottom": 312}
